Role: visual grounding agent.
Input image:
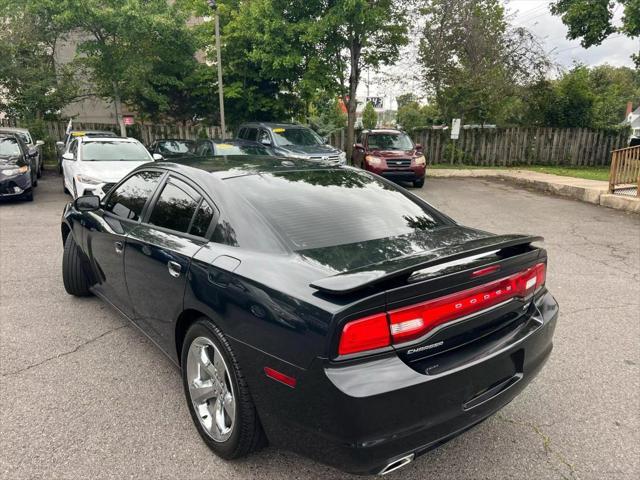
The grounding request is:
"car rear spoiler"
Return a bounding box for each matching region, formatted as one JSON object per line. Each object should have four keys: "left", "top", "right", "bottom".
{"left": 309, "top": 235, "right": 544, "bottom": 295}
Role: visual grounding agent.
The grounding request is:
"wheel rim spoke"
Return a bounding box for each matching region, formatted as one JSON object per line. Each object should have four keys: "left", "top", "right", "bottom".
{"left": 189, "top": 379, "right": 217, "bottom": 405}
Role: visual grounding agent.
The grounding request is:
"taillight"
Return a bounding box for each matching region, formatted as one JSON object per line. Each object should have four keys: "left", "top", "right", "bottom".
{"left": 337, "top": 263, "right": 547, "bottom": 356}
{"left": 338, "top": 313, "right": 390, "bottom": 355}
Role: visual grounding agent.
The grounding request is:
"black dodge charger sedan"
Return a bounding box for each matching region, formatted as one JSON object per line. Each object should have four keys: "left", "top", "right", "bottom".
{"left": 60, "top": 157, "right": 558, "bottom": 475}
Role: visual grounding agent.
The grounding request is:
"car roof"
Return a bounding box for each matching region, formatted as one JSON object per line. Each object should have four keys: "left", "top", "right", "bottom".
{"left": 0, "top": 127, "right": 29, "bottom": 134}
{"left": 154, "top": 138, "right": 195, "bottom": 142}
{"left": 70, "top": 130, "right": 118, "bottom": 136}
{"left": 158, "top": 155, "right": 338, "bottom": 180}
{"left": 365, "top": 129, "right": 404, "bottom": 134}
{"left": 240, "top": 122, "right": 305, "bottom": 129}
{"left": 79, "top": 136, "right": 139, "bottom": 143}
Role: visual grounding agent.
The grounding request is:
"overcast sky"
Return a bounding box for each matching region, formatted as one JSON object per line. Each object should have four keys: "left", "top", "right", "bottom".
{"left": 362, "top": 0, "right": 639, "bottom": 108}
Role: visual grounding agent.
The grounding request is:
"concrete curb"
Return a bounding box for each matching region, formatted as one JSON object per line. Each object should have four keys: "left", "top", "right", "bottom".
{"left": 426, "top": 169, "right": 639, "bottom": 213}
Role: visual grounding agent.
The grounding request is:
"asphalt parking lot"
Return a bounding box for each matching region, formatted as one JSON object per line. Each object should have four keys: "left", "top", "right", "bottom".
{"left": 1, "top": 171, "right": 639, "bottom": 480}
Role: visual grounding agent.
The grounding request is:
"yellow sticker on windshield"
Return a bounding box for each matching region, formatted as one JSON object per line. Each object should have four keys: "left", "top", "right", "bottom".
{"left": 273, "top": 128, "right": 286, "bottom": 133}
{"left": 71, "top": 131, "right": 86, "bottom": 136}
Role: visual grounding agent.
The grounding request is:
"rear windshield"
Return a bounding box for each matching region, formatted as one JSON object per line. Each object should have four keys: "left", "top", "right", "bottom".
{"left": 0, "top": 137, "right": 21, "bottom": 156}
{"left": 231, "top": 169, "right": 445, "bottom": 250}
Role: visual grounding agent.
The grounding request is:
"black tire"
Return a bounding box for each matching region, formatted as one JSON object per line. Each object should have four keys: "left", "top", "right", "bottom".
{"left": 62, "top": 234, "right": 92, "bottom": 296}
{"left": 23, "top": 189, "right": 33, "bottom": 202}
{"left": 37, "top": 164, "right": 42, "bottom": 178}
{"left": 62, "top": 175, "right": 69, "bottom": 194}
{"left": 181, "top": 319, "right": 266, "bottom": 459}
{"left": 413, "top": 178, "right": 425, "bottom": 188}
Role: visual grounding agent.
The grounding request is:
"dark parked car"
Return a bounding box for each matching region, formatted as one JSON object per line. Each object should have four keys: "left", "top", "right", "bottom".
{"left": 56, "top": 130, "right": 118, "bottom": 173}
{"left": 193, "top": 139, "right": 274, "bottom": 157}
{"left": 237, "top": 122, "right": 346, "bottom": 164}
{"left": 0, "top": 127, "right": 44, "bottom": 178}
{"left": 353, "top": 129, "right": 426, "bottom": 188}
{"left": 0, "top": 132, "right": 38, "bottom": 201}
{"left": 147, "top": 139, "right": 197, "bottom": 159}
{"left": 60, "top": 157, "right": 558, "bottom": 475}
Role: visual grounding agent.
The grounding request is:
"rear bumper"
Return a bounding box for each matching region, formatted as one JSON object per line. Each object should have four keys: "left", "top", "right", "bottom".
{"left": 237, "top": 291, "right": 558, "bottom": 475}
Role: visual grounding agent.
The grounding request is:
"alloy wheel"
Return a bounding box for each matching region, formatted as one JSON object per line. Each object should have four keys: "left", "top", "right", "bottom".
{"left": 186, "top": 337, "right": 236, "bottom": 442}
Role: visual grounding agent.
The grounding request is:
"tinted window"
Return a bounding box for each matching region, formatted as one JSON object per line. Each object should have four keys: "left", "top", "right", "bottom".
{"left": 149, "top": 178, "right": 200, "bottom": 234}
{"left": 232, "top": 170, "right": 444, "bottom": 250}
{"left": 237, "top": 128, "right": 246, "bottom": 139}
{"left": 105, "top": 171, "right": 163, "bottom": 220}
{"left": 157, "top": 140, "right": 195, "bottom": 155}
{"left": 191, "top": 201, "right": 214, "bottom": 237}
{"left": 245, "top": 128, "right": 258, "bottom": 141}
{"left": 196, "top": 141, "right": 214, "bottom": 156}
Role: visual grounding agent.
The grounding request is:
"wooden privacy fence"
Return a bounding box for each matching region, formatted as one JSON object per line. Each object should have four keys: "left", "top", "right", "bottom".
{"left": 409, "top": 127, "right": 628, "bottom": 166}
{"left": 608, "top": 145, "right": 640, "bottom": 196}
{"left": 0, "top": 119, "right": 225, "bottom": 145}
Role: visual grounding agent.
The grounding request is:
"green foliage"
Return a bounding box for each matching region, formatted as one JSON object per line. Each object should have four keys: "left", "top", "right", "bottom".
{"left": 521, "top": 64, "right": 640, "bottom": 128}
{"left": 419, "top": 0, "right": 549, "bottom": 125}
{"left": 0, "top": 0, "right": 77, "bottom": 119}
{"left": 551, "top": 1, "right": 639, "bottom": 64}
{"left": 55, "top": 0, "right": 210, "bottom": 124}
{"left": 362, "top": 102, "right": 378, "bottom": 129}
{"left": 308, "top": 98, "right": 347, "bottom": 136}
{"left": 396, "top": 101, "right": 442, "bottom": 131}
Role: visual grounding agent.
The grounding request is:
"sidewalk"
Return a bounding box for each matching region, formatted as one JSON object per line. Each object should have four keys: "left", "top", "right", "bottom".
{"left": 427, "top": 168, "right": 640, "bottom": 213}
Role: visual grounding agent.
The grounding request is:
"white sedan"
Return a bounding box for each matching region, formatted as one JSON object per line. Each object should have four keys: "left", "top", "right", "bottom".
{"left": 62, "top": 137, "right": 162, "bottom": 198}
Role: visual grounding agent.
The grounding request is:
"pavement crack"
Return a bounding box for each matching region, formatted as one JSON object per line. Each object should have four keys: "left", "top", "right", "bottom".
{"left": 1, "top": 324, "right": 127, "bottom": 377}
{"left": 496, "top": 414, "right": 580, "bottom": 480}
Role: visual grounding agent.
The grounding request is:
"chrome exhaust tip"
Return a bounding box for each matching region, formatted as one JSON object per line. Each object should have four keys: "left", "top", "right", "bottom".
{"left": 378, "top": 453, "right": 414, "bottom": 476}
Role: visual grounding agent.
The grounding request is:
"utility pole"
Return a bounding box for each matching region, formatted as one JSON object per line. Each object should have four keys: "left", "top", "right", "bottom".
{"left": 208, "top": 0, "right": 226, "bottom": 139}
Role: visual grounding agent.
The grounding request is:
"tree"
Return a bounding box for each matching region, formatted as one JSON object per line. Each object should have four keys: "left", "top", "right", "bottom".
{"left": 520, "top": 64, "right": 639, "bottom": 128}
{"left": 418, "top": 0, "right": 549, "bottom": 124}
{"left": 58, "top": 0, "right": 204, "bottom": 134}
{"left": 550, "top": 1, "right": 640, "bottom": 66}
{"left": 0, "top": 0, "right": 77, "bottom": 119}
{"left": 309, "top": 0, "right": 409, "bottom": 161}
{"left": 362, "top": 101, "right": 378, "bottom": 129}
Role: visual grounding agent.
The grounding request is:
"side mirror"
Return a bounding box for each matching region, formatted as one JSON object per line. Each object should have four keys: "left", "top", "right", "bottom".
{"left": 415, "top": 143, "right": 423, "bottom": 152}
{"left": 36, "top": 140, "right": 45, "bottom": 146}
{"left": 62, "top": 152, "right": 75, "bottom": 161}
{"left": 354, "top": 143, "right": 365, "bottom": 151}
{"left": 260, "top": 138, "right": 272, "bottom": 146}
{"left": 74, "top": 195, "right": 100, "bottom": 212}
{"left": 28, "top": 148, "right": 38, "bottom": 158}
{"left": 56, "top": 141, "right": 64, "bottom": 148}
{"left": 152, "top": 153, "right": 163, "bottom": 161}
{"left": 323, "top": 136, "right": 329, "bottom": 144}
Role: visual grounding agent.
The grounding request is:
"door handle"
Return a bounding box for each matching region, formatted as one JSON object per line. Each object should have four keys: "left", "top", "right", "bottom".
{"left": 167, "top": 261, "right": 182, "bottom": 278}
{"left": 114, "top": 241, "right": 124, "bottom": 254}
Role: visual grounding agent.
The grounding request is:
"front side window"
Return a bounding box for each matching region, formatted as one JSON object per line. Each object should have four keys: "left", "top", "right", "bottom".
{"left": 367, "top": 133, "right": 414, "bottom": 151}
{"left": 82, "top": 141, "right": 151, "bottom": 162}
{"left": 149, "top": 178, "right": 212, "bottom": 236}
{"left": 104, "top": 171, "right": 163, "bottom": 221}
{"left": 272, "top": 127, "right": 323, "bottom": 147}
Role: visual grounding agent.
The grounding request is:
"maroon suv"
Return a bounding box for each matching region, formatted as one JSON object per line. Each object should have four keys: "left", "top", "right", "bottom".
{"left": 352, "top": 129, "right": 426, "bottom": 187}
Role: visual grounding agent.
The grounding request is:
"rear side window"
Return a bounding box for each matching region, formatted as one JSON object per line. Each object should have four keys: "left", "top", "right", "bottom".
{"left": 105, "top": 171, "right": 163, "bottom": 221}
{"left": 148, "top": 177, "right": 213, "bottom": 237}
{"left": 232, "top": 170, "right": 445, "bottom": 250}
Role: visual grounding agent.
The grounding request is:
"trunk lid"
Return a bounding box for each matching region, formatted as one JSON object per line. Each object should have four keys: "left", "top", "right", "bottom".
{"left": 320, "top": 233, "right": 546, "bottom": 365}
